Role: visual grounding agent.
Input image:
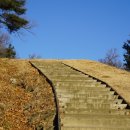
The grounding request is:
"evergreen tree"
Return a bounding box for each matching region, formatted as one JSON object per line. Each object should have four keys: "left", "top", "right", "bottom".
{"left": 5, "top": 44, "right": 16, "bottom": 58}
{"left": 0, "top": 0, "right": 29, "bottom": 33}
{"left": 0, "top": 43, "right": 16, "bottom": 58}
{"left": 123, "top": 39, "right": 130, "bottom": 70}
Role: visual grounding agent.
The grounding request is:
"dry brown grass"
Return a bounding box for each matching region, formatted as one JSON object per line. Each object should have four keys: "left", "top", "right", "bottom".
{"left": 62, "top": 60, "right": 130, "bottom": 105}
{"left": 0, "top": 59, "right": 55, "bottom": 130}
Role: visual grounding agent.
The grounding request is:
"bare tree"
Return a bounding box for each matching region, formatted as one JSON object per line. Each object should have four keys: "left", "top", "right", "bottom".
{"left": 0, "top": 33, "right": 16, "bottom": 58}
{"left": 28, "top": 53, "right": 41, "bottom": 59}
{"left": 99, "top": 48, "right": 123, "bottom": 68}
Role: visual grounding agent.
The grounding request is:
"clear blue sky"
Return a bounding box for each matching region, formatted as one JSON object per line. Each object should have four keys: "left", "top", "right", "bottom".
{"left": 12, "top": 0, "right": 130, "bottom": 60}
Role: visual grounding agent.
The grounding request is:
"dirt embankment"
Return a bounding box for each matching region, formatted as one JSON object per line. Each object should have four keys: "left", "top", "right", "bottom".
{"left": 0, "top": 59, "right": 55, "bottom": 130}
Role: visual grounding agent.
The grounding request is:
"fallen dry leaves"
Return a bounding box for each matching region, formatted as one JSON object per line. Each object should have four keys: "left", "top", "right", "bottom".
{"left": 0, "top": 59, "right": 55, "bottom": 130}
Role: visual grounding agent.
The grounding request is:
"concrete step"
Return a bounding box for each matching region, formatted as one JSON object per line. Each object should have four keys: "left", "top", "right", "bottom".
{"left": 57, "top": 91, "right": 115, "bottom": 97}
{"left": 55, "top": 83, "right": 106, "bottom": 88}
{"left": 53, "top": 79, "right": 97, "bottom": 82}
{"left": 58, "top": 94, "right": 119, "bottom": 100}
{"left": 54, "top": 81, "right": 102, "bottom": 87}
{"left": 56, "top": 89, "right": 113, "bottom": 94}
{"left": 43, "top": 72, "right": 82, "bottom": 76}
{"left": 64, "top": 108, "right": 130, "bottom": 115}
{"left": 46, "top": 69, "right": 80, "bottom": 73}
{"left": 51, "top": 78, "right": 93, "bottom": 82}
{"left": 37, "top": 66, "right": 65, "bottom": 69}
{"left": 38, "top": 68, "right": 82, "bottom": 74}
{"left": 50, "top": 74, "right": 89, "bottom": 78}
{"left": 59, "top": 98, "right": 123, "bottom": 105}
{"left": 61, "top": 114, "right": 130, "bottom": 127}
{"left": 39, "top": 65, "right": 75, "bottom": 69}
{"left": 39, "top": 69, "right": 78, "bottom": 73}
{"left": 65, "top": 102, "right": 127, "bottom": 109}
{"left": 58, "top": 96, "right": 121, "bottom": 107}
{"left": 36, "top": 64, "right": 68, "bottom": 68}
{"left": 58, "top": 96, "right": 120, "bottom": 107}
{"left": 56, "top": 86, "right": 110, "bottom": 91}
{"left": 49, "top": 75, "right": 90, "bottom": 80}
{"left": 52, "top": 79, "right": 96, "bottom": 82}
{"left": 61, "top": 126, "right": 130, "bottom": 130}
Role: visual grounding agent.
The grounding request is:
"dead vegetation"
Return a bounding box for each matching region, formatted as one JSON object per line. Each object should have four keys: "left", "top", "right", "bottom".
{"left": 0, "top": 59, "right": 55, "bottom": 130}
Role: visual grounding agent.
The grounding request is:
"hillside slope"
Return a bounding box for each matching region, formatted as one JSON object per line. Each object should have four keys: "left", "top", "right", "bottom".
{"left": 0, "top": 59, "right": 55, "bottom": 130}
{"left": 0, "top": 59, "right": 130, "bottom": 129}
{"left": 63, "top": 60, "right": 130, "bottom": 105}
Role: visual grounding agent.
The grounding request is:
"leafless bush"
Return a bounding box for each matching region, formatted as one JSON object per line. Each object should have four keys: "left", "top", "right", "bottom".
{"left": 28, "top": 53, "right": 42, "bottom": 59}
{"left": 99, "top": 48, "right": 123, "bottom": 68}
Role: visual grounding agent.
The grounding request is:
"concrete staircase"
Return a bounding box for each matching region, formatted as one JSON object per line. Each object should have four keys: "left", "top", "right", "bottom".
{"left": 31, "top": 61, "right": 130, "bottom": 130}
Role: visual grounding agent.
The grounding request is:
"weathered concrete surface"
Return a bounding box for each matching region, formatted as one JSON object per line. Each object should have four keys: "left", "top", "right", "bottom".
{"left": 31, "top": 60, "right": 130, "bottom": 130}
